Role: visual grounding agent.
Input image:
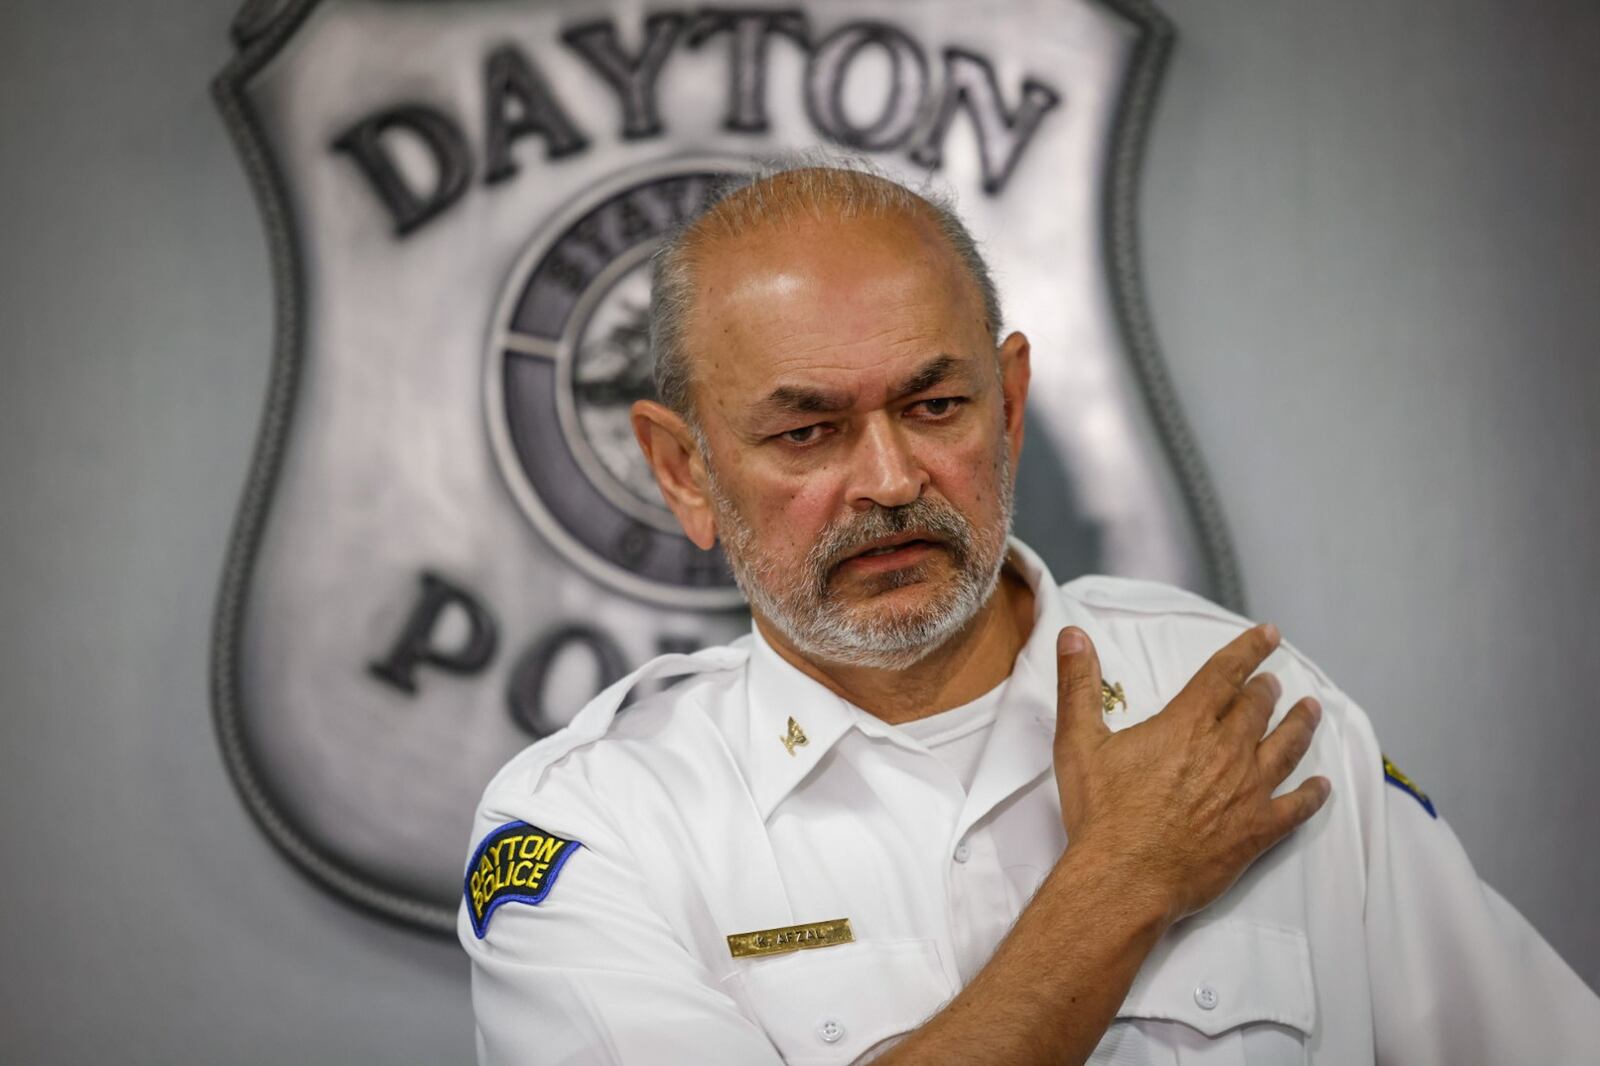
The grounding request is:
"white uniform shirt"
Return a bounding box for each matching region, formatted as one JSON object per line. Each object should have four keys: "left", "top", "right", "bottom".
{"left": 892, "top": 681, "right": 1007, "bottom": 985}
{"left": 459, "top": 538, "right": 1600, "bottom": 1065}
{"left": 894, "top": 681, "right": 1003, "bottom": 797}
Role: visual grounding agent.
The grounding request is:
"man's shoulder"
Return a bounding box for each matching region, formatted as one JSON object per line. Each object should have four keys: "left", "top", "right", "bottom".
{"left": 1057, "top": 574, "right": 1345, "bottom": 699}
{"left": 474, "top": 641, "right": 752, "bottom": 818}
{"left": 1060, "top": 573, "right": 1254, "bottom": 629}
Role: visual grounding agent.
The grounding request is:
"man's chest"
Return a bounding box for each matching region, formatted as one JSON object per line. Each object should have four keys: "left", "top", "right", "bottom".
{"left": 613, "top": 727, "right": 1058, "bottom": 971}
{"left": 609, "top": 714, "right": 1372, "bottom": 1065}
{"left": 610, "top": 734, "right": 1054, "bottom": 1061}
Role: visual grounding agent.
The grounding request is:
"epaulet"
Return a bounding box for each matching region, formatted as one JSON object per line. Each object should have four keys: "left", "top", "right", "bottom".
{"left": 1061, "top": 574, "right": 1254, "bottom": 628}
{"left": 482, "top": 638, "right": 752, "bottom": 796}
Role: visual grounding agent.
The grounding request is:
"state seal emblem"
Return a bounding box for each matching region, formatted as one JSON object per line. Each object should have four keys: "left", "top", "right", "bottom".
{"left": 487, "top": 161, "right": 746, "bottom": 607}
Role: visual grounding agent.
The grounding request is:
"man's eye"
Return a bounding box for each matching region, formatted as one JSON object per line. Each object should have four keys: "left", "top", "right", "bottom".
{"left": 913, "top": 397, "right": 964, "bottom": 418}
{"left": 780, "top": 424, "right": 823, "bottom": 445}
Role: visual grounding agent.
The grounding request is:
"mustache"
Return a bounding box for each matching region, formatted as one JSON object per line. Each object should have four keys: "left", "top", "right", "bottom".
{"left": 808, "top": 497, "right": 976, "bottom": 579}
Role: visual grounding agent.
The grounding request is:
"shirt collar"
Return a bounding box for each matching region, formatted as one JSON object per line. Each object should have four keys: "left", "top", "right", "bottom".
{"left": 743, "top": 619, "right": 887, "bottom": 822}
{"left": 739, "top": 536, "right": 1147, "bottom": 821}
{"left": 1003, "top": 538, "right": 1145, "bottom": 734}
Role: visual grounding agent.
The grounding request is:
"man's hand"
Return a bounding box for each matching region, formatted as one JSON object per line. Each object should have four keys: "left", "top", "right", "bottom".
{"left": 882, "top": 624, "right": 1333, "bottom": 1066}
{"left": 1053, "top": 624, "right": 1331, "bottom": 926}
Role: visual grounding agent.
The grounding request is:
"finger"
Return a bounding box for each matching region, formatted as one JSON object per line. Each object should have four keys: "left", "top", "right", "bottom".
{"left": 1055, "top": 627, "right": 1109, "bottom": 743}
{"left": 1255, "top": 697, "right": 1322, "bottom": 786}
{"left": 1265, "top": 775, "right": 1332, "bottom": 839}
{"left": 1221, "top": 671, "right": 1281, "bottom": 733}
{"left": 1172, "top": 623, "right": 1281, "bottom": 718}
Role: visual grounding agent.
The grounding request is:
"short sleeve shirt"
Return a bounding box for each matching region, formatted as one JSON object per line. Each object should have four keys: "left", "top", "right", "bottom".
{"left": 458, "top": 537, "right": 1600, "bottom": 1065}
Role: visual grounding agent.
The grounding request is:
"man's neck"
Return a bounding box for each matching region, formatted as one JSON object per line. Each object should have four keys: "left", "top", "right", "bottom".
{"left": 754, "top": 562, "right": 1037, "bottom": 726}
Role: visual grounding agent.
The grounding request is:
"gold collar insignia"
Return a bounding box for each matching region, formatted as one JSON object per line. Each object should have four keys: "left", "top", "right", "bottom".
{"left": 781, "top": 715, "right": 809, "bottom": 756}
{"left": 1101, "top": 680, "right": 1128, "bottom": 713}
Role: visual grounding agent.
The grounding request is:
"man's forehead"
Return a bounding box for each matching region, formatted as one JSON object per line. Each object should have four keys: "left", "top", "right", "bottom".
{"left": 694, "top": 212, "right": 992, "bottom": 406}
{"left": 690, "top": 205, "right": 954, "bottom": 287}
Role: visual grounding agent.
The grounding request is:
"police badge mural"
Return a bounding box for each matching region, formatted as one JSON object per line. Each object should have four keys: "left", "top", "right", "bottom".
{"left": 212, "top": 0, "right": 1239, "bottom": 931}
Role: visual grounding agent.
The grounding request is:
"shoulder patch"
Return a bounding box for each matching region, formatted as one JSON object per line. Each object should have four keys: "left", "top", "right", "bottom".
{"left": 465, "top": 820, "right": 583, "bottom": 938}
{"left": 1383, "top": 755, "right": 1437, "bottom": 818}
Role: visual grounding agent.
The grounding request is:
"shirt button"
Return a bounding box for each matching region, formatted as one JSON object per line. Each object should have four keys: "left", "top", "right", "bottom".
{"left": 817, "top": 1019, "right": 845, "bottom": 1044}
{"left": 953, "top": 843, "right": 972, "bottom": 863}
{"left": 1194, "top": 983, "right": 1219, "bottom": 1011}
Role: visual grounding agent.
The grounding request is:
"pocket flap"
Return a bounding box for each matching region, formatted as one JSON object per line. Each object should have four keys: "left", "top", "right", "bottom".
{"left": 1118, "top": 918, "right": 1316, "bottom": 1037}
{"left": 724, "top": 938, "right": 953, "bottom": 1064}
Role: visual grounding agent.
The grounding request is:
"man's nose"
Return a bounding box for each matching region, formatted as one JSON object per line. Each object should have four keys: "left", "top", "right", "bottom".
{"left": 846, "top": 414, "right": 928, "bottom": 510}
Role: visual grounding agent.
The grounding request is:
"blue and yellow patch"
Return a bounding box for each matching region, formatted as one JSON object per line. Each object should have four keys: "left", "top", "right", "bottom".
{"left": 465, "top": 820, "right": 582, "bottom": 938}
{"left": 1383, "top": 755, "right": 1437, "bottom": 818}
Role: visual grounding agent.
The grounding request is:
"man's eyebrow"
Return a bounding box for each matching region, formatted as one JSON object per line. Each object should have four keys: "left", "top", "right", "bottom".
{"left": 754, "top": 384, "right": 853, "bottom": 418}
{"left": 751, "top": 355, "right": 971, "bottom": 422}
{"left": 890, "top": 355, "right": 962, "bottom": 401}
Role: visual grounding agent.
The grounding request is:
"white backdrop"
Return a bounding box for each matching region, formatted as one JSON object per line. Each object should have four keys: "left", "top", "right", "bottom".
{"left": 2, "top": 0, "right": 1595, "bottom": 1061}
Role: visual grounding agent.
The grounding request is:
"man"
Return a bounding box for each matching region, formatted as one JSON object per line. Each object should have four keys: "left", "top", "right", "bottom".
{"left": 459, "top": 161, "right": 1599, "bottom": 1064}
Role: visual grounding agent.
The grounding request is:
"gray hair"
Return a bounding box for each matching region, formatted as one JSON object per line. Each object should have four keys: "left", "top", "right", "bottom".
{"left": 648, "top": 152, "right": 1003, "bottom": 425}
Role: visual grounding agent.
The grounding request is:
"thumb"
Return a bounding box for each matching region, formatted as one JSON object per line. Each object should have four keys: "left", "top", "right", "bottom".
{"left": 1056, "top": 627, "right": 1110, "bottom": 743}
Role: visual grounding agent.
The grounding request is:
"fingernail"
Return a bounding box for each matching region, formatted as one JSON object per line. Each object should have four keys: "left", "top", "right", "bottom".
{"left": 1306, "top": 697, "right": 1322, "bottom": 725}
{"left": 1058, "top": 628, "right": 1086, "bottom": 654}
{"left": 1262, "top": 622, "right": 1281, "bottom": 646}
{"left": 1263, "top": 674, "right": 1282, "bottom": 700}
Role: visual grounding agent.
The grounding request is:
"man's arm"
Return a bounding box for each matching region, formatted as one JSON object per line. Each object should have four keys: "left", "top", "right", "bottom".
{"left": 459, "top": 769, "right": 787, "bottom": 1066}
{"left": 1334, "top": 684, "right": 1600, "bottom": 1061}
{"left": 880, "top": 623, "right": 1330, "bottom": 1065}
{"left": 877, "top": 831, "right": 1170, "bottom": 1063}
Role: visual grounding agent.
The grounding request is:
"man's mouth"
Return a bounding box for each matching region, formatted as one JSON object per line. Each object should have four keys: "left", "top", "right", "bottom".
{"left": 837, "top": 535, "right": 942, "bottom": 573}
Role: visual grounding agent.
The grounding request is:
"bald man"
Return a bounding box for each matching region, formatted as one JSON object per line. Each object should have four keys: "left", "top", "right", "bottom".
{"left": 458, "top": 162, "right": 1599, "bottom": 1065}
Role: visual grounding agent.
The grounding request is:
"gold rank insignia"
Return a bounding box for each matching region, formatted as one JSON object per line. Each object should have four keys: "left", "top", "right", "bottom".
{"left": 781, "top": 715, "right": 809, "bottom": 756}
{"left": 728, "top": 918, "right": 854, "bottom": 959}
{"left": 1101, "top": 680, "right": 1127, "bottom": 713}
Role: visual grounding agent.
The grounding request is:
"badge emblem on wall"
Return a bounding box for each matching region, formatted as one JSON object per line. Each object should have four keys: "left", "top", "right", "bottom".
{"left": 212, "top": 0, "right": 1238, "bottom": 932}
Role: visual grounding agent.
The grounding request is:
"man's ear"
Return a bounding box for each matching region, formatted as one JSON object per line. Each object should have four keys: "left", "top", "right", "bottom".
{"left": 631, "top": 399, "right": 718, "bottom": 550}
{"left": 998, "top": 331, "right": 1032, "bottom": 465}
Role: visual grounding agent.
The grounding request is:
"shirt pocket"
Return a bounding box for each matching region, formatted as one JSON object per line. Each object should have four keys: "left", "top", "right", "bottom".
{"left": 1093, "top": 918, "right": 1317, "bottom": 1066}
{"left": 722, "top": 937, "right": 954, "bottom": 1065}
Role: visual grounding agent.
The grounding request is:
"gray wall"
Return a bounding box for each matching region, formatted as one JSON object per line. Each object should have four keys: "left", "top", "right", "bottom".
{"left": 2, "top": 0, "right": 1594, "bottom": 1062}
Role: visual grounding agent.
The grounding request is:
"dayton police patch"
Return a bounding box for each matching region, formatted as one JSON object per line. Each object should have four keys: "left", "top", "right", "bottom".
{"left": 465, "top": 820, "right": 582, "bottom": 938}
{"left": 1383, "top": 755, "right": 1438, "bottom": 818}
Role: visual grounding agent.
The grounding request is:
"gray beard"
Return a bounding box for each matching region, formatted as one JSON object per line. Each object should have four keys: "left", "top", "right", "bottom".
{"left": 707, "top": 449, "right": 1015, "bottom": 670}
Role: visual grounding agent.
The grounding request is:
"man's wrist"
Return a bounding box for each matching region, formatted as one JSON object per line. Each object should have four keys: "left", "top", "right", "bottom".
{"left": 1051, "top": 831, "right": 1177, "bottom": 942}
{"left": 877, "top": 831, "right": 1178, "bottom": 1065}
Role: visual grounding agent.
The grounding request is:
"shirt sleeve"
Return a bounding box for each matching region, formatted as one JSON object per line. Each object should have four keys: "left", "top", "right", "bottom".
{"left": 457, "top": 756, "right": 786, "bottom": 1066}
{"left": 1331, "top": 685, "right": 1600, "bottom": 1063}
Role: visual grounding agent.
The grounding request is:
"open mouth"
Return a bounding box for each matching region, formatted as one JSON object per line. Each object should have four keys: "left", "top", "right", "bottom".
{"left": 838, "top": 536, "right": 942, "bottom": 573}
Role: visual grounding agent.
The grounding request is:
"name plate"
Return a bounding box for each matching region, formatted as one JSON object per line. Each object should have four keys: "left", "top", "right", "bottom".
{"left": 727, "top": 918, "right": 855, "bottom": 959}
